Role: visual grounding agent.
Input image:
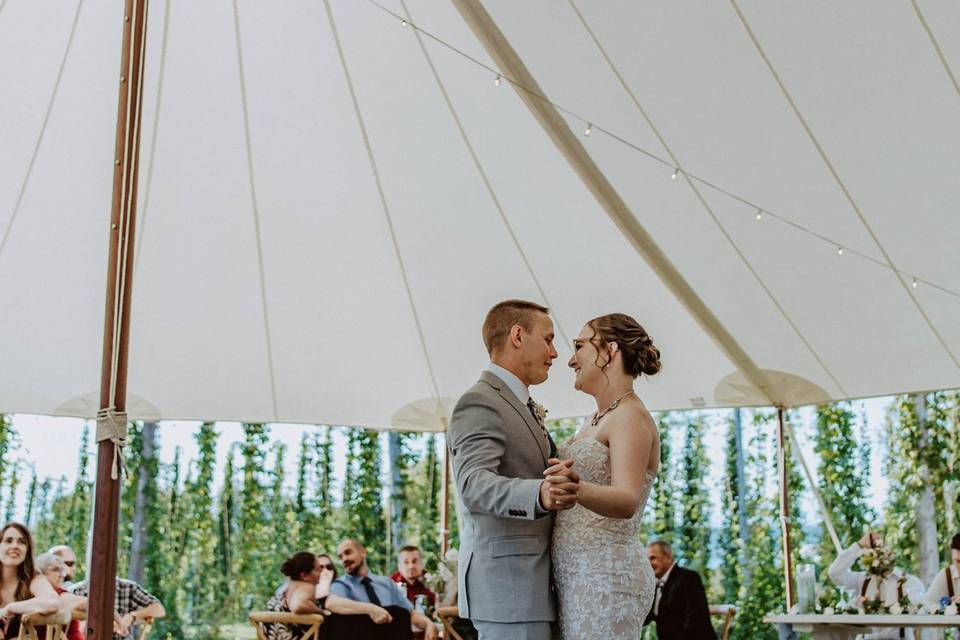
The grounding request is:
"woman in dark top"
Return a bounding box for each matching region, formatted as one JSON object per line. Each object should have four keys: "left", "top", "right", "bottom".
{"left": 265, "top": 552, "right": 334, "bottom": 640}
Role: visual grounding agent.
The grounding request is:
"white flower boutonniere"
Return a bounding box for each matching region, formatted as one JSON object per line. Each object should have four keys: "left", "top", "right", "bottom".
{"left": 532, "top": 401, "right": 548, "bottom": 425}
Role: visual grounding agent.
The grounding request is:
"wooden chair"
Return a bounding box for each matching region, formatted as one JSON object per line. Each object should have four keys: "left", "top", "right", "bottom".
{"left": 708, "top": 604, "right": 736, "bottom": 640}
{"left": 17, "top": 610, "right": 71, "bottom": 640}
{"left": 436, "top": 606, "right": 463, "bottom": 640}
{"left": 249, "top": 612, "right": 324, "bottom": 640}
{"left": 69, "top": 610, "right": 153, "bottom": 640}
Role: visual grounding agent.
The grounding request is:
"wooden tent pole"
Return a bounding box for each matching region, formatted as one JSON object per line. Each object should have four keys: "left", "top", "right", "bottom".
{"left": 777, "top": 406, "right": 795, "bottom": 609}
{"left": 88, "top": 1, "right": 148, "bottom": 639}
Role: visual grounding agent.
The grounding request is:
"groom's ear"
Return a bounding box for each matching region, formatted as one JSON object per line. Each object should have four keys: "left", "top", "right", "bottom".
{"left": 509, "top": 324, "right": 524, "bottom": 348}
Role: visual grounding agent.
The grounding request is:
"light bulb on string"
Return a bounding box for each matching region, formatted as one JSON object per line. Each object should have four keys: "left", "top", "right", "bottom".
{"left": 671, "top": 168, "right": 680, "bottom": 180}
{"left": 837, "top": 246, "right": 844, "bottom": 256}
{"left": 755, "top": 208, "right": 763, "bottom": 221}
{"left": 401, "top": 18, "right": 409, "bottom": 27}
{"left": 912, "top": 277, "right": 919, "bottom": 289}
{"left": 584, "top": 123, "right": 592, "bottom": 136}
{"left": 494, "top": 74, "right": 501, "bottom": 87}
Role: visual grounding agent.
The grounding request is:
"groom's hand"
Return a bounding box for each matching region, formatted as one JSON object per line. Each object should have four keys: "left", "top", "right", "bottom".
{"left": 539, "top": 458, "right": 579, "bottom": 510}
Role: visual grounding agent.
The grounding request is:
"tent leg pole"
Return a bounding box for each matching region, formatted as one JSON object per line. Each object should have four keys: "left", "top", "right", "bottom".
{"left": 88, "top": 1, "right": 148, "bottom": 639}
{"left": 777, "top": 406, "right": 795, "bottom": 610}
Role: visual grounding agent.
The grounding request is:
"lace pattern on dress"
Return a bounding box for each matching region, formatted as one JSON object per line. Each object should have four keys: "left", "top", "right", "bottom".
{"left": 551, "top": 437, "right": 656, "bottom": 640}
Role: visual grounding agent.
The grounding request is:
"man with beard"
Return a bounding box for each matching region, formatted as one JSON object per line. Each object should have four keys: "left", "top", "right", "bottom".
{"left": 326, "top": 539, "right": 436, "bottom": 640}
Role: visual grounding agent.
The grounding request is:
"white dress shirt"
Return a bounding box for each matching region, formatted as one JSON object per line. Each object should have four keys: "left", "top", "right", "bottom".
{"left": 653, "top": 562, "right": 675, "bottom": 616}
{"left": 922, "top": 565, "right": 960, "bottom": 613}
{"left": 828, "top": 543, "right": 925, "bottom": 639}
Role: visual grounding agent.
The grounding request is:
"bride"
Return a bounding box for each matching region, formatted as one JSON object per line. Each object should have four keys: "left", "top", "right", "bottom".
{"left": 548, "top": 312, "right": 662, "bottom": 639}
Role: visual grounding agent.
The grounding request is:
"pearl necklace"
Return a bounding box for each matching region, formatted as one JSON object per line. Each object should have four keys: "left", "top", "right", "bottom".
{"left": 589, "top": 390, "right": 635, "bottom": 427}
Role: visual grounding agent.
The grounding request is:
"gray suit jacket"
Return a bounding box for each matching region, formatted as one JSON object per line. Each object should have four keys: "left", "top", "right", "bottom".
{"left": 447, "top": 371, "right": 557, "bottom": 623}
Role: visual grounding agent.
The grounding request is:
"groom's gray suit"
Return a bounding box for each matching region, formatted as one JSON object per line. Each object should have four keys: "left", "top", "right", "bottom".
{"left": 447, "top": 369, "right": 557, "bottom": 640}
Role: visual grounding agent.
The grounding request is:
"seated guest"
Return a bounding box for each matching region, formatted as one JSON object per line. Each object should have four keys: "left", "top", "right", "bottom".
{"left": 389, "top": 546, "right": 436, "bottom": 640}
{"left": 328, "top": 539, "right": 436, "bottom": 640}
{"left": 265, "top": 551, "right": 335, "bottom": 640}
{"left": 48, "top": 546, "right": 79, "bottom": 587}
{"left": 35, "top": 553, "right": 84, "bottom": 640}
{"left": 643, "top": 540, "right": 717, "bottom": 640}
{"left": 0, "top": 522, "right": 60, "bottom": 640}
{"left": 922, "top": 533, "right": 960, "bottom": 612}
{"left": 70, "top": 575, "right": 165, "bottom": 640}
{"left": 828, "top": 531, "right": 924, "bottom": 639}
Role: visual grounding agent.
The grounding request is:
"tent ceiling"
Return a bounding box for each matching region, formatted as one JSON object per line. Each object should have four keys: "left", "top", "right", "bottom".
{"left": 1, "top": 0, "right": 958, "bottom": 430}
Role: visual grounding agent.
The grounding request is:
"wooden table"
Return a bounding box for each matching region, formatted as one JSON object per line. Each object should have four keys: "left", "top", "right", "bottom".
{"left": 766, "top": 614, "right": 960, "bottom": 639}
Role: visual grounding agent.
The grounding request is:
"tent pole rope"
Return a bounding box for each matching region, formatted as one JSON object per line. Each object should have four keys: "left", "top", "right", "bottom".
{"left": 134, "top": 0, "right": 172, "bottom": 274}
{"left": 784, "top": 419, "right": 844, "bottom": 555}
{"left": 89, "top": 1, "right": 148, "bottom": 639}
{"left": 909, "top": 0, "right": 960, "bottom": 99}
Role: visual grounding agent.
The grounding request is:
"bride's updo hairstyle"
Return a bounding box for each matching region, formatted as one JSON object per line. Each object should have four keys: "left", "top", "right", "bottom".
{"left": 587, "top": 313, "right": 661, "bottom": 378}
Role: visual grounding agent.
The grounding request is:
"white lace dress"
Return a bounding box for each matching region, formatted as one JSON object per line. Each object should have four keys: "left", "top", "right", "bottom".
{"left": 551, "top": 437, "right": 656, "bottom": 639}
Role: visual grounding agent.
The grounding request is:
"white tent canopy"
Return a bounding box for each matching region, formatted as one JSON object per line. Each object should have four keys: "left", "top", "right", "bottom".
{"left": 1, "top": 0, "right": 958, "bottom": 430}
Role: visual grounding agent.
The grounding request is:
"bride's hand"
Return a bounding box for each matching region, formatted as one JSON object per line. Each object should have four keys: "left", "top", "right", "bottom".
{"left": 540, "top": 459, "right": 580, "bottom": 510}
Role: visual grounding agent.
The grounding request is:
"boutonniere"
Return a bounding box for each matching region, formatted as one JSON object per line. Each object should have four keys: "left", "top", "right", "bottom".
{"left": 532, "top": 401, "right": 548, "bottom": 425}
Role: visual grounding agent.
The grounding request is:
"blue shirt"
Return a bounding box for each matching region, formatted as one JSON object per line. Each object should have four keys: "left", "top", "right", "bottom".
{"left": 487, "top": 362, "right": 529, "bottom": 404}
{"left": 330, "top": 573, "right": 412, "bottom": 610}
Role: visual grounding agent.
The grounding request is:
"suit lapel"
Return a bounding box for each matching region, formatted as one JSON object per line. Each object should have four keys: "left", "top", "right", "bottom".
{"left": 480, "top": 371, "right": 550, "bottom": 464}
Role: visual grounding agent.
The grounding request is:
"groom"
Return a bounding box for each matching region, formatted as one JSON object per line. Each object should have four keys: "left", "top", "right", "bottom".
{"left": 447, "top": 299, "right": 580, "bottom": 640}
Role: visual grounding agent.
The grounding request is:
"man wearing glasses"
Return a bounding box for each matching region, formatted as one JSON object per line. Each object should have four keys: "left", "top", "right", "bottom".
{"left": 49, "top": 545, "right": 78, "bottom": 587}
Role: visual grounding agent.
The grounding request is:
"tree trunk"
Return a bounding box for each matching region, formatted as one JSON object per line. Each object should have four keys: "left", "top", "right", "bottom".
{"left": 914, "top": 395, "right": 942, "bottom": 640}
{"left": 388, "top": 431, "right": 404, "bottom": 562}
{"left": 734, "top": 408, "right": 751, "bottom": 585}
{"left": 128, "top": 420, "right": 157, "bottom": 584}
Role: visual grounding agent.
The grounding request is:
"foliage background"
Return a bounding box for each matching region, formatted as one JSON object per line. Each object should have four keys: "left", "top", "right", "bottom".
{"left": 3, "top": 390, "right": 958, "bottom": 640}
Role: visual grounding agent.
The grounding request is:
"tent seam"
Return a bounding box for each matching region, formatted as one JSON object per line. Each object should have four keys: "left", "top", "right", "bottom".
{"left": 730, "top": 0, "right": 960, "bottom": 370}
{"left": 0, "top": 0, "right": 85, "bottom": 265}
{"left": 398, "top": 0, "right": 572, "bottom": 353}
{"left": 231, "top": 0, "right": 281, "bottom": 421}
{"left": 568, "top": 0, "right": 849, "bottom": 399}
{"left": 322, "top": 0, "right": 443, "bottom": 406}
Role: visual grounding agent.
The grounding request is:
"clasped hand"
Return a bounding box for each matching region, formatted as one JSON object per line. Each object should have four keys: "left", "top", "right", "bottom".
{"left": 540, "top": 458, "right": 580, "bottom": 510}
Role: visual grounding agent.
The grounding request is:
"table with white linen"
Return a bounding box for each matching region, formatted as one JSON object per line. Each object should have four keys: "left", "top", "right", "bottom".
{"left": 765, "top": 613, "right": 960, "bottom": 639}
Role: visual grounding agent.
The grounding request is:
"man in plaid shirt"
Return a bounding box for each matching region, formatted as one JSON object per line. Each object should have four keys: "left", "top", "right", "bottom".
{"left": 70, "top": 578, "right": 166, "bottom": 640}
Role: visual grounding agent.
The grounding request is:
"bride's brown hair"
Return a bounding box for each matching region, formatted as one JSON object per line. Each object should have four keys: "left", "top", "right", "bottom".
{"left": 586, "top": 313, "right": 661, "bottom": 379}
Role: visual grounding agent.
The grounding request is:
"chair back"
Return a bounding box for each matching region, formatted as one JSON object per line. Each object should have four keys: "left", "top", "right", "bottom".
{"left": 708, "top": 604, "right": 736, "bottom": 640}
{"left": 436, "top": 606, "right": 464, "bottom": 640}
{"left": 17, "top": 610, "right": 71, "bottom": 640}
{"left": 248, "top": 612, "right": 324, "bottom": 640}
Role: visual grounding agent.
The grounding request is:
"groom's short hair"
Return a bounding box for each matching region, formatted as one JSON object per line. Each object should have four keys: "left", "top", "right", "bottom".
{"left": 483, "top": 299, "right": 549, "bottom": 355}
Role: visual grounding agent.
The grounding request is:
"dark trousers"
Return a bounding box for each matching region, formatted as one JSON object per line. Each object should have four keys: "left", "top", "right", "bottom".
{"left": 321, "top": 606, "right": 412, "bottom": 640}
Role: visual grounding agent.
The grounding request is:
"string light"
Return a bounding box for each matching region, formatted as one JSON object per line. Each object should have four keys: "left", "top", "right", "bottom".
{"left": 360, "top": 0, "right": 959, "bottom": 303}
